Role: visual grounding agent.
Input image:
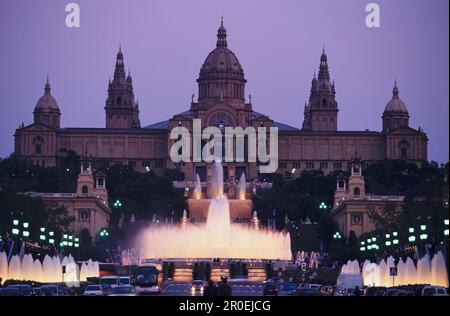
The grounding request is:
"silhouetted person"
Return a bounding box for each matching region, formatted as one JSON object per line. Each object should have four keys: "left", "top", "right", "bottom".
{"left": 354, "top": 285, "right": 361, "bottom": 296}
{"left": 203, "top": 280, "right": 218, "bottom": 296}
{"left": 217, "top": 277, "right": 232, "bottom": 296}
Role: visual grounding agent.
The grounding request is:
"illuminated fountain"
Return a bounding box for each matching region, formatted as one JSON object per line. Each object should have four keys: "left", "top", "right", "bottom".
{"left": 337, "top": 252, "right": 448, "bottom": 288}
{"left": 136, "top": 161, "right": 292, "bottom": 260}
{"left": 0, "top": 251, "right": 99, "bottom": 283}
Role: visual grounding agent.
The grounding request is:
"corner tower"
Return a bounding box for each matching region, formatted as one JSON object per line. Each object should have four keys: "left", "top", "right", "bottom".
{"left": 105, "top": 47, "right": 140, "bottom": 128}
{"left": 34, "top": 77, "right": 61, "bottom": 128}
{"left": 382, "top": 81, "right": 409, "bottom": 132}
{"left": 302, "top": 48, "right": 338, "bottom": 131}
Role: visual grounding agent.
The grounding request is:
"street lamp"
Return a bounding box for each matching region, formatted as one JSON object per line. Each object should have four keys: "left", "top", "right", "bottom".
{"left": 99, "top": 228, "right": 109, "bottom": 237}
{"left": 319, "top": 202, "right": 327, "bottom": 210}
{"left": 22, "top": 231, "right": 30, "bottom": 237}
{"left": 408, "top": 236, "right": 416, "bottom": 243}
{"left": 114, "top": 200, "right": 122, "bottom": 208}
{"left": 12, "top": 219, "right": 19, "bottom": 226}
{"left": 23, "top": 222, "right": 29, "bottom": 228}
{"left": 12, "top": 228, "right": 19, "bottom": 235}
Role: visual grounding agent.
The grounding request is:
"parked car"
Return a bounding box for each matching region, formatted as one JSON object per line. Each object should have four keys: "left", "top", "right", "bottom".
{"left": 39, "top": 285, "right": 66, "bottom": 296}
{"left": 191, "top": 280, "right": 205, "bottom": 292}
{"left": 386, "top": 288, "right": 404, "bottom": 296}
{"left": 394, "top": 290, "right": 415, "bottom": 296}
{"left": 83, "top": 284, "right": 110, "bottom": 296}
{"left": 364, "top": 286, "right": 387, "bottom": 296}
{"left": 307, "top": 284, "right": 322, "bottom": 290}
{"left": 421, "top": 286, "right": 448, "bottom": 296}
{"left": 280, "top": 282, "right": 298, "bottom": 292}
{"left": 119, "top": 276, "right": 131, "bottom": 286}
{"left": 34, "top": 288, "right": 45, "bottom": 296}
{"left": 262, "top": 277, "right": 283, "bottom": 285}
{"left": 61, "top": 287, "right": 75, "bottom": 296}
{"left": 318, "top": 285, "right": 334, "bottom": 296}
{"left": 290, "top": 288, "right": 318, "bottom": 296}
{"left": 100, "top": 276, "right": 120, "bottom": 288}
{"left": 263, "top": 283, "right": 279, "bottom": 296}
{"left": 6, "top": 284, "right": 34, "bottom": 296}
{"left": 108, "top": 285, "right": 135, "bottom": 296}
{"left": 0, "top": 288, "right": 21, "bottom": 296}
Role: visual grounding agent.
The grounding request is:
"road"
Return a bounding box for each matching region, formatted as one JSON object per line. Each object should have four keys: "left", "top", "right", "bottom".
{"left": 161, "top": 283, "right": 290, "bottom": 296}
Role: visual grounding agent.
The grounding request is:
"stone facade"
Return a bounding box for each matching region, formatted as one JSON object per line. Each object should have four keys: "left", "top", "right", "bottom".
{"left": 23, "top": 158, "right": 112, "bottom": 239}
{"left": 14, "top": 20, "right": 428, "bottom": 182}
{"left": 330, "top": 157, "right": 404, "bottom": 238}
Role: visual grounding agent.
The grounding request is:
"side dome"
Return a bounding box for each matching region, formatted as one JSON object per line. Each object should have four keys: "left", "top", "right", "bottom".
{"left": 384, "top": 81, "right": 408, "bottom": 113}
{"left": 35, "top": 78, "right": 60, "bottom": 111}
{"left": 33, "top": 77, "right": 61, "bottom": 128}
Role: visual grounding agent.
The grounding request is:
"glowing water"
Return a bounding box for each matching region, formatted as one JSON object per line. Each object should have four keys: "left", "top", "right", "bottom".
{"left": 238, "top": 173, "right": 246, "bottom": 200}
{"left": 136, "top": 161, "right": 292, "bottom": 260}
{"left": 0, "top": 251, "right": 99, "bottom": 283}
{"left": 338, "top": 252, "right": 448, "bottom": 287}
{"left": 193, "top": 174, "right": 202, "bottom": 200}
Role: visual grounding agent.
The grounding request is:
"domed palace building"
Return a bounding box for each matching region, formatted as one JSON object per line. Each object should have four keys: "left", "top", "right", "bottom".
{"left": 14, "top": 20, "right": 428, "bottom": 183}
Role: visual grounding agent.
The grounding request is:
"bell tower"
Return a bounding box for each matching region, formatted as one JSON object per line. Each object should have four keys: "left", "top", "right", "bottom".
{"left": 347, "top": 154, "right": 366, "bottom": 200}
{"left": 105, "top": 46, "right": 140, "bottom": 128}
{"left": 302, "top": 48, "right": 338, "bottom": 131}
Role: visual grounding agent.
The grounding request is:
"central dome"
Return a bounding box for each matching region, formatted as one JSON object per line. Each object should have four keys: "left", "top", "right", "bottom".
{"left": 198, "top": 19, "right": 245, "bottom": 82}
{"left": 196, "top": 19, "right": 247, "bottom": 106}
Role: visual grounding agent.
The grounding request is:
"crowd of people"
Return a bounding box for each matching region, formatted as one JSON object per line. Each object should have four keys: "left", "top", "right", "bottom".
{"left": 203, "top": 277, "right": 232, "bottom": 296}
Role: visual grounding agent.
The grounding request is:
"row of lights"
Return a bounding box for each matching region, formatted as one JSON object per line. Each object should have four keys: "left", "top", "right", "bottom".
{"left": 361, "top": 219, "right": 449, "bottom": 252}
{"left": 12, "top": 220, "right": 55, "bottom": 244}
{"left": 59, "top": 234, "right": 79, "bottom": 248}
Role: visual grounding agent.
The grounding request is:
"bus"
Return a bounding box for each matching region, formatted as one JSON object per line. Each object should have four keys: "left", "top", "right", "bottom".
{"left": 132, "top": 263, "right": 163, "bottom": 295}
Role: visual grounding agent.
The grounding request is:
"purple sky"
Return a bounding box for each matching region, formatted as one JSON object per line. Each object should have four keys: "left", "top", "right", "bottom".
{"left": 0, "top": 0, "right": 448, "bottom": 163}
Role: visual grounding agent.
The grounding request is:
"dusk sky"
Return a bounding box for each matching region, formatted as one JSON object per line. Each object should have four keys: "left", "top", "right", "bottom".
{"left": 0, "top": 0, "right": 448, "bottom": 163}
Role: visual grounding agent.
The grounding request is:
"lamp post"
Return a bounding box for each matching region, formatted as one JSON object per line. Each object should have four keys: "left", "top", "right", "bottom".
{"left": 392, "top": 231, "right": 399, "bottom": 246}
{"left": 12, "top": 219, "right": 20, "bottom": 236}
{"left": 419, "top": 225, "right": 428, "bottom": 241}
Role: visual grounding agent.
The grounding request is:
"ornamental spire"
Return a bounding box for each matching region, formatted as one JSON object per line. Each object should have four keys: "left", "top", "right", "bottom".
{"left": 216, "top": 17, "right": 228, "bottom": 47}
{"left": 44, "top": 74, "right": 51, "bottom": 95}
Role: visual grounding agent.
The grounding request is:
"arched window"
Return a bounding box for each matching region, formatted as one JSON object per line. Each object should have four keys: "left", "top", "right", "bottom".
{"left": 116, "top": 97, "right": 122, "bottom": 106}
{"left": 399, "top": 139, "right": 410, "bottom": 158}
{"left": 322, "top": 98, "right": 327, "bottom": 106}
{"left": 33, "top": 136, "right": 44, "bottom": 154}
{"left": 354, "top": 187, "right": 361, "bottom": 197}
{"left": 82, "top": 185, "right": 88, "bottom": 194}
